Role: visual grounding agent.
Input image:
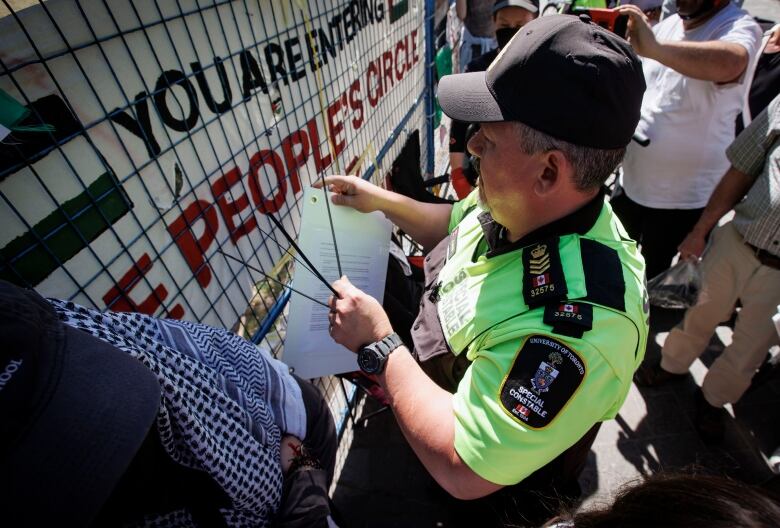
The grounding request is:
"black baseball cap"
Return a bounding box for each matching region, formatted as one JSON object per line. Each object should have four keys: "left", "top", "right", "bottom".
{"left": 494, "top": 0, "right": 539, "bottom": 14}
{"left": 0, "top": 280, "right": 161, "bottom": 525}
{"left": 437, "top": 14, "right": 645, "bottom": 149}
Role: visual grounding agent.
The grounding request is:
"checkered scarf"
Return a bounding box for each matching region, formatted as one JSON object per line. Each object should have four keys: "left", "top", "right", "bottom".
{"left": 49, "top": 299, "right": 307, "bottom": 527}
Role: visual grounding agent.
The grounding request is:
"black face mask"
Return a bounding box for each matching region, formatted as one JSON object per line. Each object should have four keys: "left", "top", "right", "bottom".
{"left": 677, "top": 0, "right": 716, "bottom": 20}
{"left": 495, "top": 27, "right": 520, "bottom": 50}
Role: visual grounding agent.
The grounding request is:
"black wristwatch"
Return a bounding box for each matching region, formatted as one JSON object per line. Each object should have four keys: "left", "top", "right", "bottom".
{"left": 357, "top": 332, "right": 403, "bottom": 374}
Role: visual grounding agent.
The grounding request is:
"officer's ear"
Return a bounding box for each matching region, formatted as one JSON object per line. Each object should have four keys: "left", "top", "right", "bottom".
{"left": 533, "top": 149, "right": 573, "bottom": 197}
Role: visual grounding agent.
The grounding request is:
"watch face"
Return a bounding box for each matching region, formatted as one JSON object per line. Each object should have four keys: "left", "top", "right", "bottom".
{"left": 358, "top": 348, "right": 381, "bottom": 374}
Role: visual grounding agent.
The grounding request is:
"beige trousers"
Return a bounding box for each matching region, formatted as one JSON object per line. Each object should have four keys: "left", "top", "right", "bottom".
{"left": 661, "top": 222, "right": 780, "bottom": 407}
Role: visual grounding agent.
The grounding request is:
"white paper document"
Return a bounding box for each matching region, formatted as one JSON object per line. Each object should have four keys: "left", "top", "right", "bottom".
{"left": 283, "top": 187, "right": 392, "bottom": 378}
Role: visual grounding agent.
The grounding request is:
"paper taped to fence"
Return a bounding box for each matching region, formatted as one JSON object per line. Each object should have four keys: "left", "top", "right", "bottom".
{"left": 0, "top": 0, "right": 426, "bottom": 336}
{"left": 282, "top": 187, "right": 391, "bottom": 378}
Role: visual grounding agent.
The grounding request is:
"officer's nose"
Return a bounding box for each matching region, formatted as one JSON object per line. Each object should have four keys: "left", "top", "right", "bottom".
{"left": 467, "top": 128, "right": 483, "bottom": 157}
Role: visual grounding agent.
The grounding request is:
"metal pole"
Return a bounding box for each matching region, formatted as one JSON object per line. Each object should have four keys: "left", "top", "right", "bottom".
{"left": 424, "top": 0, "right": 436, "bottom": 176}
{"left": 251, "top": 288, "right": 291, "bottom": 345}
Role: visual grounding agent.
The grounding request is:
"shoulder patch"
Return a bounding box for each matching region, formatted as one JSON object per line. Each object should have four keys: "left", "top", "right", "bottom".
{"left": 522, "top": 239, "right": 567, "bottom": 308}
{"left": 499, "top": 335, "right": 586, "bottom": 429}
{"left": 544, "top": 302, "right": 593, "bottom": 338}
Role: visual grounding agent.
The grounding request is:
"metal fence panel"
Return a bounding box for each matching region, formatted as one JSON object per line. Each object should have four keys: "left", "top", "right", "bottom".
{"left": 1, "top": 0, "right": 433, "bottom": 437}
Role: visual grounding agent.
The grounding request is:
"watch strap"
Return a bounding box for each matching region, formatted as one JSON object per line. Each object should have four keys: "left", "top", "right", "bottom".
{"left": 372, "top": 332, "right": 403, "bottom": 358}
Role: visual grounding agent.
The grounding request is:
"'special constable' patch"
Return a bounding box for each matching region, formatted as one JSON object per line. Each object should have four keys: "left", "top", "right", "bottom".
{"left": 499, "top": 335, "right": 586, "bottom": 429}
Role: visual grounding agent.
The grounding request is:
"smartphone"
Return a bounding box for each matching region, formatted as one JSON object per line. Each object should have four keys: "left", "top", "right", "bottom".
{"left": 573, "top": 8, "right": 629, "bottom": 39}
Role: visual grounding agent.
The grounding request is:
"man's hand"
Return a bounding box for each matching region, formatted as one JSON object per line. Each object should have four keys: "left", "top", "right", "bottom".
{"left": 616, "top": 4, "right": 751, "bottom": 82}
{"left": 678, "top": 228, "right": 708, "bottom": 261}
{"left": 315, "top": 173, "right": 454, "bottom": 252}
{"left": 313, "top": 175, "right": 386, "bottom": 213}
{"left": 616, "top": 5, "right": 660, "bottom": 59}
{"left": 328, "top": 276, "right": 393, "bottom": 352}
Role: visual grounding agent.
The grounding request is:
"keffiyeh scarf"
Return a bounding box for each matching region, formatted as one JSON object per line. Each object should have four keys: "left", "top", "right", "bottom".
{"left": 49, "top": 299, "right": 306, "bottom": 527}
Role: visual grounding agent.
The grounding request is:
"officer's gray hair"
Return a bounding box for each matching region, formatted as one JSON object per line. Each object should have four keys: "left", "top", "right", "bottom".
{"left": 511, "top": 122, "right": 625, "bottom": 192}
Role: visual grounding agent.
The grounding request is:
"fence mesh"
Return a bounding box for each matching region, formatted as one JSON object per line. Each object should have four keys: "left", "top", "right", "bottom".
{"left": 0, "top": 0, "right": 435, "bottom": 443}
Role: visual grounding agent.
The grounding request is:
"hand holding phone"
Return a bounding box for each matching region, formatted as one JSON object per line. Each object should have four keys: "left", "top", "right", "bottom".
{"left": 573, "top": 7, "right": 629, "bottom": 39}
{"left": 613, "top": 4, "right": 661, "bottom": 58}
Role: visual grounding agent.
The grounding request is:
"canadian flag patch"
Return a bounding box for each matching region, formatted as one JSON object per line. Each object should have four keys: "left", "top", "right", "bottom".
{"left": 532, "top": 274, "right": 550, "bottom": 287}
{"left": 560, "top": 303, "right": 578, "bottom": 313}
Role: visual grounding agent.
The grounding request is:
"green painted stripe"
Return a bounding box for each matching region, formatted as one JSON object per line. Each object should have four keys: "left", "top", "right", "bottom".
{"left": 1, "top": 171, "right": 133, "bottom": 286}
{"left": 390, "top": 0, "right": 409, "bottom": 22}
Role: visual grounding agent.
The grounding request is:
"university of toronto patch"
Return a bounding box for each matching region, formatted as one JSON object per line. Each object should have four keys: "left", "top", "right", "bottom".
{"left": 499, "top": 335, "right": 586, "bottom": 429}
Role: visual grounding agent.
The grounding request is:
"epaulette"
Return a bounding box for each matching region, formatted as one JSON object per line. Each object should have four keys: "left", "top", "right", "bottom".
{"left": 522, "top": 237, "right": 568, "bottom": 308}
{"left": 523, "top": 237, "right": 627, "bottom": 339}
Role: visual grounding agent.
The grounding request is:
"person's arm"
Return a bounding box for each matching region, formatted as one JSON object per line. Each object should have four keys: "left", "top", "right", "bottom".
{"left": 678, "top": 165, "right": 756, "bottom": 259}
{"left": 314, "top": 175, "right": 453, "bottom": 251}
{"left": 450, "top": 152, "right": 466, "bottom": 172}
{"left": 616, "top": 5, "right": 750, "bottom": 83}
{"left": 275, "top": 435, "right": 331, "bottom": 528}
{"left": 678, "top": 166, "right": 756, "bottom": 258}
{"left": 679, "top": 99, "right": 774, "bottom": 259}
{"left": 327, "top": 277, "right": 502, "bottom": 500}
{"left": 379, "top": 347, "right": 502, "bottom": 499}
{"left": 449, "top": 117, "right": 469, "bottom": 170}
{"left": 456, "top": 0, "right": 467, "bottom": 20}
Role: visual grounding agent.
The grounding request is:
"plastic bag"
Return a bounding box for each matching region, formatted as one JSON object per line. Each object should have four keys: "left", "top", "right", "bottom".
{"left": 647, "top": 259, "right": 701, "bottom": 309}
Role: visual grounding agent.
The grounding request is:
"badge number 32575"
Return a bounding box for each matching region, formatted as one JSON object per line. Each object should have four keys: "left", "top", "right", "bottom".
{"left": 531, "top": 284, "right": 555, "bottom": 297}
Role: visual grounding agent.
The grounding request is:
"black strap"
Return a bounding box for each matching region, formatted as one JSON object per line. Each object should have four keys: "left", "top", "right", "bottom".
{"left": 580, "top": 238, "right": 626, "bottom": 312}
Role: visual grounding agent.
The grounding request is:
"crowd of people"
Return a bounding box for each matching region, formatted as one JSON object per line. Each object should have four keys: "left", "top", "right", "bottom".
{"left": 1, "top": 0, "right": 779, "bottom": 526}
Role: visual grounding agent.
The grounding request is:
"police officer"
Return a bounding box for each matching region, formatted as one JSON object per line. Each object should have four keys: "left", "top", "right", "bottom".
{"left": 319, "top": 14, "right": 648, "bottom": 524}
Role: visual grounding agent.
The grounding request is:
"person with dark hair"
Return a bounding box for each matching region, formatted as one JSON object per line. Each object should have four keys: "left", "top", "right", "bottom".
{"left": 544, "top": 473, "right": 780, "bottom": 527}
{"left": 449, "top": 0, "right": 539, "bottom": 199}
{"left": 0, "top": 280, "right": 337, "bottom": 527}
{"left": 316, "top": 14, "right": 648, "bottom": 526}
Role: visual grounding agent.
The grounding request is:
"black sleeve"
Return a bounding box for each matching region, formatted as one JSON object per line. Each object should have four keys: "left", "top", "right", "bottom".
{"left": 449, "top": 51, "right": 495, "bottom": 155}
{"left": 450, "top": 118, "right": 469, "bottom": 153}
{"left": 271, "top": 468, "right": 331, "bottom": 528}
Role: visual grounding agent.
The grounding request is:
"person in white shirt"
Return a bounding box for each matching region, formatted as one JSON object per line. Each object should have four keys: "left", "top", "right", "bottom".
{"left": 613, "top": 0, "right": 762, "bottom": 279}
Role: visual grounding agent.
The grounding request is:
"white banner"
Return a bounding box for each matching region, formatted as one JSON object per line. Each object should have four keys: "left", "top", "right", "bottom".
{"left": 0, "top": 0, "right": 426, "bottom": 330}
